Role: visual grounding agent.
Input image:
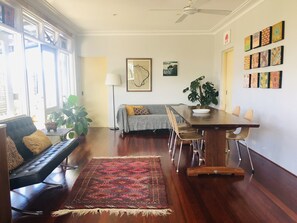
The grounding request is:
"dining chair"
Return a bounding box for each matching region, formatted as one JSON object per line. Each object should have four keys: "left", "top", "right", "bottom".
{"left": 226, "top": 109, "right": 255, "bottom": 173}
{"left": 169, "top": 109, "right": 204, "bottom": 173}
{"left": 165, "top": 106, "right": 195, "bottom": 153}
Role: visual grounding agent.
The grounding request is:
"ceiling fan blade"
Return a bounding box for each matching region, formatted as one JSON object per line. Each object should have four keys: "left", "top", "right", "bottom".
{"left": 149, "top": 9, "right": 180, "bottom": 12}
{"left": 175, "top": 14, "right": 188, "bottom": 23}
{"left": 198, "top": 9, "right": 231, "bottom": 15}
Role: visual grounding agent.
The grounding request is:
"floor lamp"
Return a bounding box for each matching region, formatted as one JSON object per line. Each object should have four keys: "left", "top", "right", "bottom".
{"left": 105, "top": 73, "right": 121, "bottom": 130}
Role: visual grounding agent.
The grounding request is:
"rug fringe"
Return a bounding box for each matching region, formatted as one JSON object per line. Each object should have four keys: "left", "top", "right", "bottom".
{"left": 52, "top": 208, "right": 172, "bottom": 217}
{"left": 92, "top": 155, "right": 161, "bottom": 159}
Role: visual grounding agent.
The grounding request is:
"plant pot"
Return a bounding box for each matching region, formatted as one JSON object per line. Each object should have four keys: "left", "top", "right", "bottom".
{"left": 45, "top": 122, "right": 57, "bottom": 132}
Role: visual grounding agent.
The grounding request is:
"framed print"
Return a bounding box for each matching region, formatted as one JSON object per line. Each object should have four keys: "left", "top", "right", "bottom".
{"left": 126, "top": 58, "right": 152, "bottom": 92}
{"left": 3, "top": 4, "right": 14, "bottom": 27}
{"left": 0, "top": 5, "right": 3, "bottom": 23}
{"left": 272, "top": 21, "right": 285, "bottom": 43}
{"left": 259, "top": 72, "right": 269, "bottom": 88}
{"left": 163, "top": 61, "right": 178, "bottom": 76}
{"left": 251, "top": 52, "right": 260, "bottom": 69}
{"left": 261, "top": 26, "right": 272, "bottom": 46}
{"left": 244, "top": 35, "right": 252, "bottom": 52}
{"left": 260, "top": 50, "right": 270, "bottom": 67}
{"left": 244, "top": 55, "right": 251, "bottom": 70}
{"left": 251, "top": 73, "right": 259, "bottom": 88}
{"left": 269, "top": 71, "right": 282, "bottom": 88}
{"left": 243, "top": 74, "right": 250, "bottom": 88}
{"left": 271, "top": 46, "right": 284, "bottom": 66}
{"left": 252, "top": 31, "right": 261, "bottom": 49}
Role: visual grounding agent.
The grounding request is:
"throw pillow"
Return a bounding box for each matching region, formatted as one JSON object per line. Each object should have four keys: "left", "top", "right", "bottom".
{"left": 6, "top": 136, "right": 24, "bottom": 171}
{"left": 23, "top": 130, "right": 52, "bottom": 155}
{"left": 134, "top": 107, "right": 150, "bottom": 115}
{"left": 126, "top": 105, "right": 144, "bottom": 116}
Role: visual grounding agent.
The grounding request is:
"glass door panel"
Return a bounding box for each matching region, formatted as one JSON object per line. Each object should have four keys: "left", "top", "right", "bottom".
{"left": 41, "top": 45, "right": 58, "bottom": 114}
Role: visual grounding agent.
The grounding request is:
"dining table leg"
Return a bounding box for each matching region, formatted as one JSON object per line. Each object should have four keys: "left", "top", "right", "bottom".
{"left": 187, "top": 129, "right": 245, "bottom": 176}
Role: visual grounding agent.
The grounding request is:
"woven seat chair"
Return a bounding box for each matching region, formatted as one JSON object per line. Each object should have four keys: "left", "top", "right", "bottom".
{"left": 169, "top": 109, "right": 204, "bottom": 173}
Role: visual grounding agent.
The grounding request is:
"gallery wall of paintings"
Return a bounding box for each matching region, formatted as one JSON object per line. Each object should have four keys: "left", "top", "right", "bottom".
{"left": 243, "top": 21, "right": 285, "bottom": 89}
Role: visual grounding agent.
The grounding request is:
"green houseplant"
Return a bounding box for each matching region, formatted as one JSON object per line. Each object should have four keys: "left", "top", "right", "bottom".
{"left": 183, "top": 75, "right": 219, "bottom": 106}
{"left": 62, "top": 95, "right": 92, "bottom": 138}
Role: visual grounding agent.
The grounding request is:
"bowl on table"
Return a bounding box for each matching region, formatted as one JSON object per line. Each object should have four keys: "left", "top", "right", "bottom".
{"left": 192, "top": 108, "right": 210, "bottom": 114}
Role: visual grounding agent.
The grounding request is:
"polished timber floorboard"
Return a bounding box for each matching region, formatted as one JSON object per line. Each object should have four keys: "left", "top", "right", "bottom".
{"left": 12, "top": 128, "right": 297, "bottom": 223}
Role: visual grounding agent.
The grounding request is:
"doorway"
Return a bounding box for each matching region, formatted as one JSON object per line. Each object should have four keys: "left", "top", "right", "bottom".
{"left": 222, "top": 48, "right": 234, "bottom": 113}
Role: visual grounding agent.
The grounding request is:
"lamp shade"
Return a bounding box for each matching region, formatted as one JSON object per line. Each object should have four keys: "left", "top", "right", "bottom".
{"left": 105, "top": 73, "right": 121, "bottom": 86}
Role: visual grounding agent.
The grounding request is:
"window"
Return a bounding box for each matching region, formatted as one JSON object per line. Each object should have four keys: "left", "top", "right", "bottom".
{"left": 44, "top": 27, "right": 56, "bottom": 45}
{"left": 23, "top": 16, "right": 39, "bottom": 38}
{"left": 0, "top": 5, "right": 76, "bottom": 124}
{"left": 0, "top": 30, "right": 26, "bottom": 119}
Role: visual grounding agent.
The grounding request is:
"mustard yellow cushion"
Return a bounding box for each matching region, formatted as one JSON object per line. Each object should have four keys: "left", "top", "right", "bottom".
{"left": 125, "top": 105, "right": 144, "bottom": 116}
{"left": 6, "top": 137, "right": 24, "bottom": 171}
{"left": 23, "top": 130, "right": 52, "bottom": 155}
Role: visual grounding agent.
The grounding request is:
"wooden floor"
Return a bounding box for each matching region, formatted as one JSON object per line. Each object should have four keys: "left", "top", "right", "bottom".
{"left": 12, "top": 128, "right": 297, "bottom": 223}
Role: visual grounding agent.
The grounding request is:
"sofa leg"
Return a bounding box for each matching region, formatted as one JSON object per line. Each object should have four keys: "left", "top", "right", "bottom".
{"left": 60, "top": 157, "right": 78, "bottom": 170}
{"left": 12, "top": 206, "right": 43, "bottom": 216}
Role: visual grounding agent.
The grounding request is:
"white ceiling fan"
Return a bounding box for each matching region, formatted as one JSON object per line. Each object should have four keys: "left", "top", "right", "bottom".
{"left": 151, "top": 0, "right": 232, "bottom": 23}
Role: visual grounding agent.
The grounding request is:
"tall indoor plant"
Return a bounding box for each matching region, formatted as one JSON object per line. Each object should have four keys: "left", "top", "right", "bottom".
{"left": 62, "top": 95, "right": 92, "bottom": 138}
{"left": 183, "top": 75, "right": 219, "bottom": 106}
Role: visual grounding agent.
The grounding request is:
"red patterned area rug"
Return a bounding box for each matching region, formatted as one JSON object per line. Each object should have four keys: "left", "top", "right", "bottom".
{"left": 52, "top": 156, "right": 172, "bottom": 217}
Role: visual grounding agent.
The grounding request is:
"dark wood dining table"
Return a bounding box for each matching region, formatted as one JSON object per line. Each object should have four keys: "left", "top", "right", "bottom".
{"left": 170, "top": 104, "right": 260, "bottom": 176}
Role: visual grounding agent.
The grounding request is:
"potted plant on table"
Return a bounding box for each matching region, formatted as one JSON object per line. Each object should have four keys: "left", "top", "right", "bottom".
{"left": 62, "top": 95, "right": 93, "bottom": 138}
{"left": 183, "top": 75, "right": 219, "bottom": 107}
{"left": 45, "top": 111, "right": 65, "bottom": 132}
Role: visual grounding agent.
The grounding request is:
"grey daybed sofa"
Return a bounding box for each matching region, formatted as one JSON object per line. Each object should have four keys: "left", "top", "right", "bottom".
{"left": 116, "top": 104, "right": 183, "bottom": 135}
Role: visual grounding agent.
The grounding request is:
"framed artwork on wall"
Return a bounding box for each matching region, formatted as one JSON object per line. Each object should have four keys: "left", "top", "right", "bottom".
{"left": 251, "top": 52, "right": 260, "bottom": 69}
{"left": 271, "top": 46, "right": 284, "bottom": 66}
{"left": 260, "top": 50, "right": 270, "bottom": 67}
{"left": 243, "top": 74, "right": 250, "bottom": 88}
{"left": 244, "top": 55, "right": 251, "bottom": 70}
{"left": 252, "top": 31, "right": 261, "bottom": 48}
{"left": 163, "top": 61, "right": 178, "bottom": 76}
{"left": 0, "top": 5, "right": 3, "bottom": 23}
{"left": 261, "top": 26, "right": 272, "bottom": 46}
{"left": 272, "top": 21, "right": 285, "bottom": 43}
{"left": 244, "top": 35, "right": 252, "bottom": 52}
{"left": 270, "top": 71, "right": 282, "bottom": 88}
{"left": 259, "top": 72, "right": 270, "bottom": 88}
{"left": 3, "top": 4, "right": 14, "bottom": 27}
{"left": 251, "top": 73, "right": 259, "bottom": 88}
{"left": 126, "top": 58, "right": 152, "bottom": 92}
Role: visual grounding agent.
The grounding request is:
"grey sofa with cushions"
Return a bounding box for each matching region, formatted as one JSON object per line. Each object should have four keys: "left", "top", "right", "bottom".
{"left": 116, "top": 104, "right": 183, "bottom": 135}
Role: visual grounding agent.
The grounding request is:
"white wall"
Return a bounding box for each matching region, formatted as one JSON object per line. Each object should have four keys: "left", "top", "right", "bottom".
{"left": 214, "top": 0, "right": 297, "bottom": 175}
{"left": 77, "top": 35, "right": 215, "bottom": 125}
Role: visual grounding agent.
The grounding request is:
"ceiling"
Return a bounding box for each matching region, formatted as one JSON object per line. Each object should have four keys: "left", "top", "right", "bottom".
{"left": 25, "top": 0, "right": 261, "bottom": 35}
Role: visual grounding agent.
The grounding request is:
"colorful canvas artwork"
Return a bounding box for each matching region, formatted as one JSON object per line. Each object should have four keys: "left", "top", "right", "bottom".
{"left": 260, "top": 50, "right": 270, "bottom": 67}
{"left": 252, "top": 31, "right": 261, "bottom": 49}
{"left": 251, "top": 53, "right": 260, "bottom": 69}
{"left": 269, "top": 71, "right": 282, "bottom": 88}
{"left": 259, "top": 72, "right": 269, "bottom": 88}
{"left": 244, "top": 35, "right": 252, "bottom": 52}
{"left": 272, "top": 21, "right": 285, "bottom": 43}
{"left": 251, "top": 73, "right": 259, "bottom": 88}
{"left": 243, "top": 74, "right": 250, "bottom": 88}
{"left": 271, "top": 46, "right": 284, "bottom": 66}
{"left": 261, "top": 26, "right": 272, "bottom": 46}
{"left": 244, "top": 55, "right": 251, "bottom": 70}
